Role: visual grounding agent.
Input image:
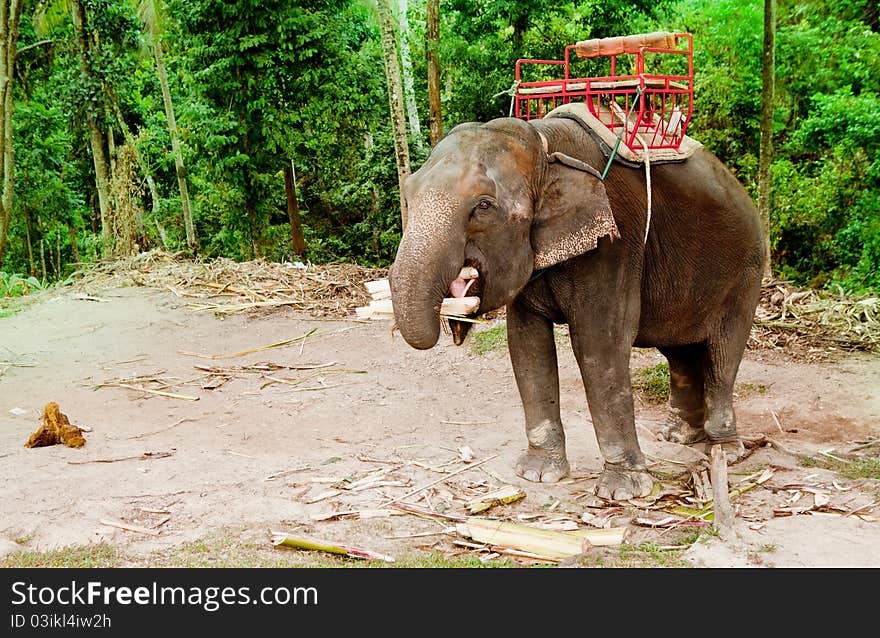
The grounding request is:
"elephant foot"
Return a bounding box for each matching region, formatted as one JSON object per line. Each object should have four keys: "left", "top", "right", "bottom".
{"left": 515, "top": 448, "right": 570, "bottom": 483}
{"left": 697, "top": 437, "right": 746, "bottom": 463}
{"left": 596, "top": 463, "right": 655, "bottom": 501}
{"left": 658, "top": 414, "right": 707, "bottom": 446}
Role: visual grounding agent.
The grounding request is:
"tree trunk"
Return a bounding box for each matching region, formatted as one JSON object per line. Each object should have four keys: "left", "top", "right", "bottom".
{"left": 152, "top": 27, "right": 198, "bottom": 252}
{"left": 68, "top": 224, "right": 80, "bottom": 265}
{"left": 758, "top": 0, "right": 776, "bottom": 279}
{"left": 397, "top": 0, "right": 422, "bottom": 153}
{"left": 39, "top": 234, "right": 45, "bottom": 280}
{"left": 71, "top": 0, "right": 113, "bottom": 246}
{"left": 111, "top": 99, "right": 151, "bottom": 239}
{"left": 107, "top": 117, "right": 116, "bottom": 174}
{"left": 426, "top": 0, "right": 442, "bottom": 146}
{"left": 24, "top": 207, "right": 33, "bottom": 274}
{"left": 87, "top": 123, "right": 112, "bottom": 241}
{"left": 146, "top": 175, "right": 160, "bottom": 216}
{"left": 0, "top": 0, "right": 22, "bottom": 269}
{"left": 376, "top": 0, "right": 411, "bottom": 231}
{"left": 283, "top": 159, "right": 305, "bottom": 258}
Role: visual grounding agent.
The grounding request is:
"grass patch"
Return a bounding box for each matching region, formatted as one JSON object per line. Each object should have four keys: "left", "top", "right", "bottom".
{"left": 468, "top": 324, "right": 570, "bottom": 356}
{"left": 572, "top": 541, "right": 692, "bottom": 568}
{"left": 158, "top": 539, "right": 520, "bottom": 568}
{"left": 633, "top": 362, "right": 670, "bottom": 404}
{"left": 1, "top": 542, "right": 120, "bottom": 568}
{"left": 734, "top": 381, "right": 769, "bottom": 398}
{"left": 158, "top": 530, "right": 523, "bottom": 568}
{"left": 0, "top": 534, "right": 523, "bottom": 569}
{"left": 799, "top": 455, "right": 880, "bottom": 480}
{"left": 469, "top": 324, "right": 508, "bottom": 355}
{"left": 616, "top": 541, "right": 692, "bottom": 567}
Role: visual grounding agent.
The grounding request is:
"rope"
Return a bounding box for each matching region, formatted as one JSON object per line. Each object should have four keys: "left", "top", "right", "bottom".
{"left": 601, "top": 86, "right": 643, "bottom": 181}
{"left": 608, "top": 98, "right": 652, "bottom": 245}
{"left": 493, "top": 80, "right": 521, "bottom": 117}
{"left": 640, "top": 139, "right": 652, "bottom": 245}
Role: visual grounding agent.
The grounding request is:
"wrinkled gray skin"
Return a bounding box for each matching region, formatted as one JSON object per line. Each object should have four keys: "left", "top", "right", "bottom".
{"left": 389, "top": 116, "right": 765, "bottom": 501}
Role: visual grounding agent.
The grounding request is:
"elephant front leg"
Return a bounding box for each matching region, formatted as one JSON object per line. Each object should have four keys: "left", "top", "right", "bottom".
{"left": 507, "top": 300, "right": 570, "bottom": 483}
{"left": 572, "top": 338, "right": 654, "bottom": 501}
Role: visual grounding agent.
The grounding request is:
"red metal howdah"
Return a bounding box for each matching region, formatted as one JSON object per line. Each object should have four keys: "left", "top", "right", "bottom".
{"left": 514, "top": 32, "right": 694, "bottom": 153}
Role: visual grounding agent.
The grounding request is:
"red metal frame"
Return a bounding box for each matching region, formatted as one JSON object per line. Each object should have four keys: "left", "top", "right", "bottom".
{"left": 514, "top": 33, "right": 694, "bottom": 152}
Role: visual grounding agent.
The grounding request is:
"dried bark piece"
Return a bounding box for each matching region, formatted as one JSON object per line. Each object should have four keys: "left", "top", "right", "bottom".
{"left": 24, "top": 402, "right": 86, "bottom": 448}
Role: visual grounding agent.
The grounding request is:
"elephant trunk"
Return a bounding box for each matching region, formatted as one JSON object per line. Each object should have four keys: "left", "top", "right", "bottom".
{"left": 390, "top": 192, "right": 465, "bottom": 350}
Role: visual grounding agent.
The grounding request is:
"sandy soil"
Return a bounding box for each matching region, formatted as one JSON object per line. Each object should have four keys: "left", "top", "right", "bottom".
{"left": 1, "top": 281, "right": 878, "bottom": 568}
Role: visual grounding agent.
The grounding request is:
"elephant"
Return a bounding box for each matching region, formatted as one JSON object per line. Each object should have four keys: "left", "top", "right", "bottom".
{"left": 389, "top": 114, "right": 765, "bottom": 501}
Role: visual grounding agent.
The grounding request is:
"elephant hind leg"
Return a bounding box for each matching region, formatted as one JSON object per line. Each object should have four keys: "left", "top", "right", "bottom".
{"left": 657, "top": 343, "right": 707, "bottom": 445}
{"left": 700, "top": 298, "right": 759, "bottom": 462}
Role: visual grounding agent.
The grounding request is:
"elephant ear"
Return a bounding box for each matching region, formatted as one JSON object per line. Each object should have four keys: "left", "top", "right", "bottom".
{"left": 531, "top": 159, "right": 620, "bottom": 269}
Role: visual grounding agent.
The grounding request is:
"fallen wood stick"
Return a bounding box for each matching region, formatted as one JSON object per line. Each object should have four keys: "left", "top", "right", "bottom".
{"left": 310, "top": 509, "right": 399, "bottom": 522}
{"left": 385, "top": 528, "right": 456, "bottom": 540}
{"left": 305, "top": 489, "right": 343, "bottom": 504}
{"left": 378, "top": 454, "right": 499, "bottom": 507}
{"left": 178, "top": 329, "right": 318, "bottom": 359}
{"left": 843, "top": 499, "right": 879, "bottom": 518}
{"left": 225, "top": 450, "right": 257, "bottom": 459}
{"left": 128, "top": 417, "right": 195, "bottom": 440}
{"left": 390, "top": 502, "right": 467, "bottom": 524}
{"left": 342, "top": 467, "right": 397, "bottom": 490}
{"left": 263, "top": 465, "right": 313, "bottom": 481}
{"left": 270, "top": 532, "right": 395, "bottom": 562}
{"left": 350, "top": 480, "right": 410, "bottom": 493}
{"left": 97, "top": 383, "right": 199, "bottom": 401}
{"left": 668, "top": 475, "right": 764, "bottom": 521}
{"left": 99, "top": 519, "right": 161, "bottom": 536}
{"left": 710, "top": 445, "right": 735, "bottom": 539}
{"left": 68, "top": 451, "right": 173, "bottom": 465}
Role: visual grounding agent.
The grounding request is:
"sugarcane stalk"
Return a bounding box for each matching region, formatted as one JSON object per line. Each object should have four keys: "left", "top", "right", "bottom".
{"left": 270, "top": 532, "right": 394, "bottom": 562}
{"left": 466, "top": 485, "right": 526, "bottom": 514}
{"left": 459, "top": 518, "right": 627, "bottom": 561}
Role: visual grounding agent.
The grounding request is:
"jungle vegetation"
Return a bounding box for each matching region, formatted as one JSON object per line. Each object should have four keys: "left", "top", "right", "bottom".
{"left": 0, "top": 0, "right": 876, "bottom": 296}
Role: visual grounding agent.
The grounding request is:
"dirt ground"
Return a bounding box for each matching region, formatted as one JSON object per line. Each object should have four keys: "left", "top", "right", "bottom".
{"left": 1, "top": 277, "right": 878, "bottom": 568}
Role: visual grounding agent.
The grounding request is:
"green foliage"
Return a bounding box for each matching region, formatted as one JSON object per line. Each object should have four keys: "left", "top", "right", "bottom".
{"left": 633, "top": 362, "right": 670, "bottom": 404}
{"left": 1, "top": 272, "right": 45, "bottom": 297}
{"left": 0, "top": 0, "right": 876, "bottom": 297}
{"left": 800, "top": 454, "right": 880, "bottom": 480}
{"left": 773, "top": 89, "right": 880, "bottom": 291}
{"left": 1, "top": 543, "right": 120, "bottom": 568}
{"left": 469, "top": 324, "right": 509, "bottom": 355}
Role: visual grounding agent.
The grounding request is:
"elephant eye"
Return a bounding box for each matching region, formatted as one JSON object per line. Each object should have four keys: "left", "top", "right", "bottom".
{"left": 476, "top": 199, "right": 492, "bottom": 210}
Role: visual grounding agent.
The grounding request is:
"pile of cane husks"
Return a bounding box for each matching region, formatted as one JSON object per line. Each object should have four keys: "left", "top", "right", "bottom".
{"left": 76, "top": 250, "right": 388, "bottom": 319}
{"left": 750, "top": 278, "right": 880, "bottom": 357}
{"left": 74, "top": 251, "right": 879, "bottom": 356}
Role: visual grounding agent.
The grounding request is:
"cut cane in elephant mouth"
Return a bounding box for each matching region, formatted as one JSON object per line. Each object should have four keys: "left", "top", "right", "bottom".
{"left": 448, "top": 263, "right": 482, "bottom": 346}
